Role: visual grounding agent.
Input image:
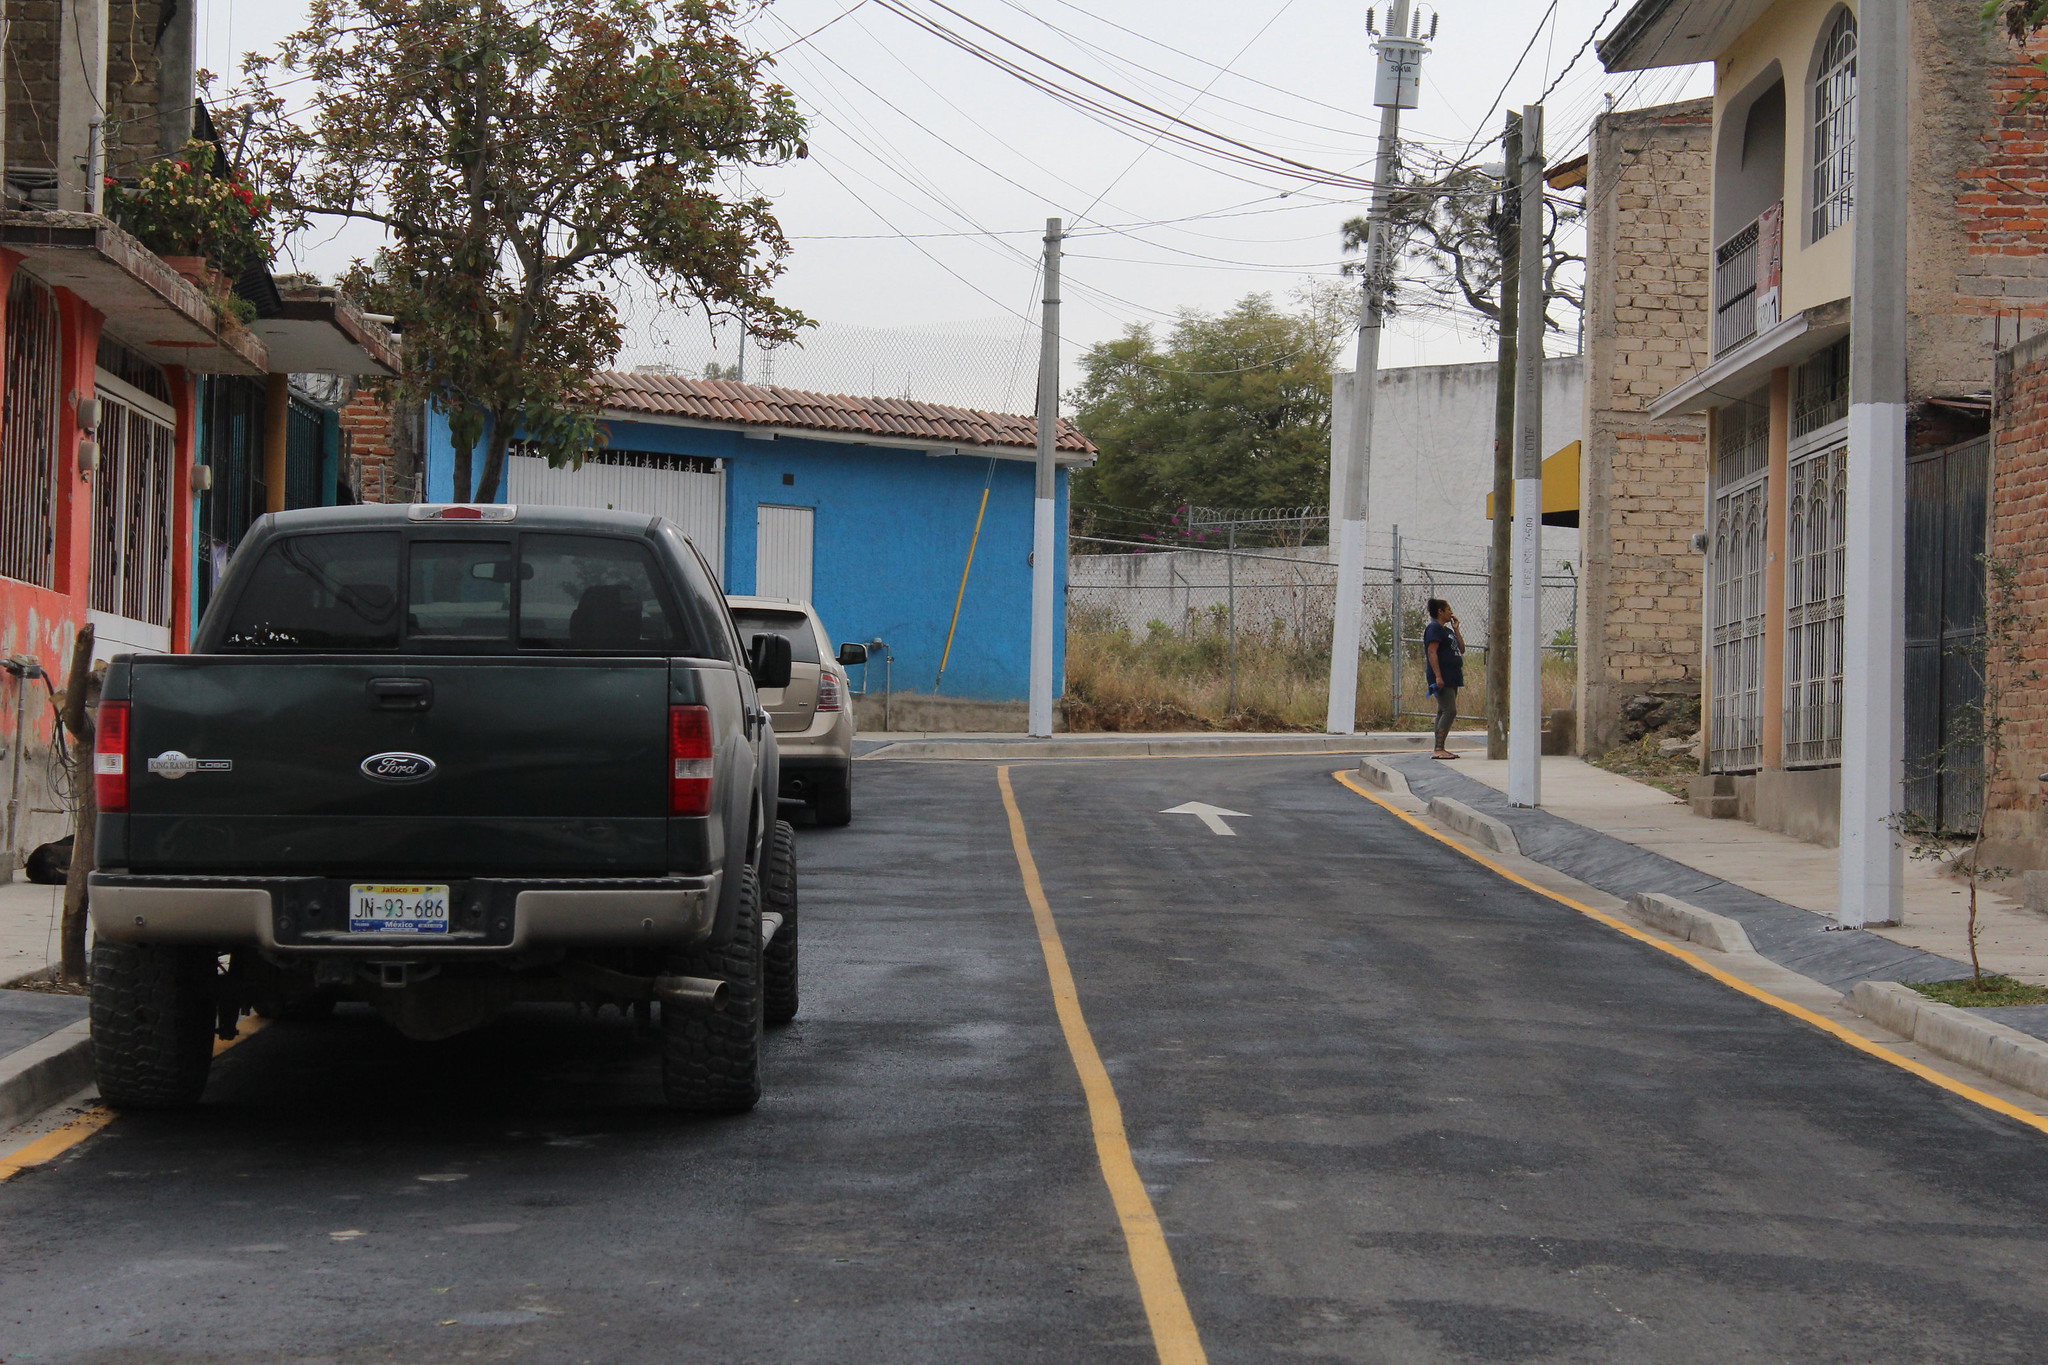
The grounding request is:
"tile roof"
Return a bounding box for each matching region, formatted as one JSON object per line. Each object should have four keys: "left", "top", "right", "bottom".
{"left": 596, "top": 371, "right": 1096, "bottom": 456}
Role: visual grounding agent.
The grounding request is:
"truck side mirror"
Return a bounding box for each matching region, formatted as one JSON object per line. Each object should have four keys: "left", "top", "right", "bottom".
{"left": 748, "top": 632, "right": 793, "bottom": 689}
{"left": 836, "top": 642, "right": 869, "bottom": 666}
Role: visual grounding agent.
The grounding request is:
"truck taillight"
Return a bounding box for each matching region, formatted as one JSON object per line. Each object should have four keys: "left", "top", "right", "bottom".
{"left": 670, "top": 705, "right": 714, "bottom": 815}
{"left": 817, "top": 672, "right": 842, "bottom": 712}
{"left": 94, "top": 701, "right": 130, "bottom": 813}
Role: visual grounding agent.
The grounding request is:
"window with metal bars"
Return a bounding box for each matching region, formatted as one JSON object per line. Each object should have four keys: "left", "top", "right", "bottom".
{"left": 1793, "top": 339, "right": 1849, "bottom": 438}
{"left": 89, "top": 387, "right": 177, "bottom": 628}
{"left": 1811, "top": 10, "right": 1856, "bottom": 241}
{"left": 1785, "top": 441, "right": 1847, "bottom": 766}
{"left": 0, "top": 274, "right": 60, "bottom": 589}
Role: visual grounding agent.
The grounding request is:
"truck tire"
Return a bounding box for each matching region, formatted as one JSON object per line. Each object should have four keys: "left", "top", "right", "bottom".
{"left": 90, "top": 942, "right": 217, "bottom": 1110}
{"left": 813, "top": 767, "right": 853, "bottom": 827}
{"left": 762, "top": 819, "right": 800, "bottom": 1025}
{"left": 661, "top": 865, "right": 764, "bottom": 1113}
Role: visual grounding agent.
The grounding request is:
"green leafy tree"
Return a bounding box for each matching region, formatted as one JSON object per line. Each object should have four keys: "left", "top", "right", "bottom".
{"left": 1070, "top": 291, "right": 1348, "bottom": 543}
{"left": 228, "top": 0, "right": 807, "bottom": 501}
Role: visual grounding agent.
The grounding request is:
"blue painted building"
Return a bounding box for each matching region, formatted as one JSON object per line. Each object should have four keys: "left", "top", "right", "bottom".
{"left": 421, "top": 373, "right": 1094, "bottom": 703}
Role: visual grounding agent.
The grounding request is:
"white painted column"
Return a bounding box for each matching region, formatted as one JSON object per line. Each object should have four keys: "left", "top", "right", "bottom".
{"left": 1027, "top": 218, "right": 1062, "bottom": 738}
{"left": 1838, "top": 0, "right": 1907, "bottom": 926}
{"left": 1507, "top": 104, "right": 1546, "bottom": 807}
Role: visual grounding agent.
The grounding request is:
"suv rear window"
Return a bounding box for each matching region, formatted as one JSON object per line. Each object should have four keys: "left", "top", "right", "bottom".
{"left": 730, "top": 609, "right": 821, "bottom": 664}
{"left": 215, "top": 530, "right": 698, "bottom": 655}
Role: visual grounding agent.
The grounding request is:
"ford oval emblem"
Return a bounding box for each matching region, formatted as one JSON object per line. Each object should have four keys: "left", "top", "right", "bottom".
{"left": 361, "top": 751, "right": 436, "bottom": 782}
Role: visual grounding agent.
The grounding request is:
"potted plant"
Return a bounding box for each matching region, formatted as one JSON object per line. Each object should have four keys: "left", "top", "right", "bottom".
{"left": 106, "top": 140, "right": 274, "bottom": 293}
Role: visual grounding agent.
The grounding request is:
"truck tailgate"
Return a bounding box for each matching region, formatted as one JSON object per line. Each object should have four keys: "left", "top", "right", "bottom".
{"left": 122, "top": 656, "right": 671, "bottom": 877}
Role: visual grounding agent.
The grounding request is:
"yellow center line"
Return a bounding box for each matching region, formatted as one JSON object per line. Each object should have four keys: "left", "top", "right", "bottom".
{"left": 1332, "top": 769, "right": 2048, "bottom": 1137}
{"left": 0, "top": 1014, "right": 271, "bottom": 1182}
{"left": 996, "top": 765, "right": 1210, "bottom": 1365}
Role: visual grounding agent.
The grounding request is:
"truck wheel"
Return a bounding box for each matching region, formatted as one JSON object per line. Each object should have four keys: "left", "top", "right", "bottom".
{"left": 661, "top": 865, "right": 764, "bottom": 1113}
{"left": 813, "top": 768, "right": 853, "bottom": 827}
{"left": 90, "top": 942, "right": 217, "bottom": 1110}
{"left": 762, "top": 819, "right": 800, "bottom": 1025}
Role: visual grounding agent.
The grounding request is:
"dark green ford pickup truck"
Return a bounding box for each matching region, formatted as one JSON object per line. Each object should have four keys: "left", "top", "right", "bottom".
{"left": 88, "top": 503, "right": 801, "bottom": 1114}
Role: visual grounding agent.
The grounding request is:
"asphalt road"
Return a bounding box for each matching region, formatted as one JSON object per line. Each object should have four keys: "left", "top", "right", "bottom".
{"left": 6, "top": 755, "right": 2048, "bottom": 1363}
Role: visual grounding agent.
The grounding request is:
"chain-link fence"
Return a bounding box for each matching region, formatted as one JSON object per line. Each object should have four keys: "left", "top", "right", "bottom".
{"left": 1067, "top": 542, "right": 1577, "bottom": 729}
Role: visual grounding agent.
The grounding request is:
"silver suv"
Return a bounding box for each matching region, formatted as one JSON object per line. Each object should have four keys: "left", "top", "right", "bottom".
{"left": 726, "top": 596, "right": 865, "bottom": 826}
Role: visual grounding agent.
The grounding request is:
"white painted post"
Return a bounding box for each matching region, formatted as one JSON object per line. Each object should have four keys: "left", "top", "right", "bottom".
{"left": 1508, "top": 103, "right": 1545, "bottom": 807}
{"left": 1028, "top": 218, "right": 1062, "bottom": 739}
{"left": 1839, "top": 0, "right": 1907, "bottom": 926}
{"left": 1327, "top": 0, "right": 1427, "bottom": 734}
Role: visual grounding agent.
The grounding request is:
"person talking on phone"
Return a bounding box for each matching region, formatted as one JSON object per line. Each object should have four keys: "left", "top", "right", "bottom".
{"left": 1423, "top": 598, "right": 1465, "bottom": 760}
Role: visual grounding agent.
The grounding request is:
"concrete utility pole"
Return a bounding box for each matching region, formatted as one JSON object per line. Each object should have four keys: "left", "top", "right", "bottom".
{"left": 1839, "top": 1, "right": 1907, "bottom": 926}
{"left": 1486, "top": 112, "right": 1522, "bottom": 762}
{"left": 1326, "top": 0, "right": 1429, "bottom": 734}
{"left": 1027, "top": 218, "right": 1063, "bottom": 739}
{"left": 1508, "top": 103, "right": 1545, "bottom": 807}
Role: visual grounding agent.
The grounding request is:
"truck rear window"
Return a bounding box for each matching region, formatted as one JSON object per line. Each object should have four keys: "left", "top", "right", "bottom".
{"left": 218, "top": 532, "right": 402, "bottom": 650}
{"left": 217, "top": 531, "right": 698, "bottom": 654}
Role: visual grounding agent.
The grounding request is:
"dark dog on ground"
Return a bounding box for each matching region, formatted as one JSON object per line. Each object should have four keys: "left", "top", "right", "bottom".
{"left": 23, "top": 835, "right": 71, "bottom": 885}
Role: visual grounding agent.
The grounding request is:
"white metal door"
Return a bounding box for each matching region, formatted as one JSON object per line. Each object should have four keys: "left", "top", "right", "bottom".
{"left": 755, "top": 504, "right": 814, "bottom": 602}
{"left": 507, "top": 451, "right": 725, "bottom": 579}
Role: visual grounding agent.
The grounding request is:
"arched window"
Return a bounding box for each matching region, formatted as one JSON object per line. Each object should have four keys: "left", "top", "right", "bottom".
{"left": 1811, "top": 9, "right": 1856, "bottom": 240}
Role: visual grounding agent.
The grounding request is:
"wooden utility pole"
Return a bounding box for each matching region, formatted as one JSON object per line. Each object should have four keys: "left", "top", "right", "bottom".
{"left": 58, "top": 625, "right": 96, "bottom": 982}
{"left": 1486, "top": 111, "right": 1521, "bottom": 762}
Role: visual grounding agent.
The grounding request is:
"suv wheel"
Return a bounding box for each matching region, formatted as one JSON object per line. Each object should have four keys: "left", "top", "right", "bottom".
{"left": 813, "top": 767, "right": 853, "bottom": 827}
{"left": 762, "top": 819, "right": 800, "bottom": 1025}
{"left": 661, "top": 865, "right": 765, "bottom": 1113}
{"left": 91, "top": 942, "right": 218, "bottom": 1109}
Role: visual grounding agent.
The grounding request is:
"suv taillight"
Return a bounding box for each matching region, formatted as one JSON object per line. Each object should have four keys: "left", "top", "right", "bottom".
{"left": 670, "top": 705, "right": 713, "bottom": 815}
{"left": 817, "top": 672, "right": 842, "bottom": 712}
{"left": 95, "top": 701, "right": 130, "bottom": 813}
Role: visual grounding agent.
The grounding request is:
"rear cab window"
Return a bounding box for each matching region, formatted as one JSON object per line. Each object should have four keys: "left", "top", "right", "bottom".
{"left": 214, "top": 526, "right": 709, "bottom": 656}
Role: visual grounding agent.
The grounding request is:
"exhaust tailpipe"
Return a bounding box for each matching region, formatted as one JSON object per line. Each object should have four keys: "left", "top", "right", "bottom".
{"left": 654, "top": 974, "right": 728, "bottom": 1009}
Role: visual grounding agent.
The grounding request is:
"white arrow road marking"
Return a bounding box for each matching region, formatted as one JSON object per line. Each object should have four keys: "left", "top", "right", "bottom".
{"left": 1160, "top": 801, "right": 1250, "bottom": 836}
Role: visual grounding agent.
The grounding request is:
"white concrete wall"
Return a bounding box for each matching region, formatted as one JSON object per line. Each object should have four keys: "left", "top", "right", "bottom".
{"left": 1334, "top": 354, "right": 1583, "bottom": 573}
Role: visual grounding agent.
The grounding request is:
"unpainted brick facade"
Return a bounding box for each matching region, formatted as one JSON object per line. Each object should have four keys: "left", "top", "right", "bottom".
{"left": 1985, "top": 334, "right": 2048, "bottom": 865}
{"left": 5, "top": 0, "right": 171, "bottom": 186}
{"left": 1576, "top": 100, "right": 1714, "bottom": 755}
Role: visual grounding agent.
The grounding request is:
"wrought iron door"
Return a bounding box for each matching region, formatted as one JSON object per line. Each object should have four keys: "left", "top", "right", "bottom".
{"left": 1708, "top": 478, "right": 1767, "bottom": 772}
{"left": 1905, "top": 437, "right": 1989, "bottom": 831}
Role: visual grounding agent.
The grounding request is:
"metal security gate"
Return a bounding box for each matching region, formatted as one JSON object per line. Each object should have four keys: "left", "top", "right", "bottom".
{"left": 89, "top": 370, "right": 178, "bottom": 654}
{"left": 1708, "top": 393, "right": 1769, "bottom": 773}
{"left": 0, "top": 273, "right": 59, "bottom": 588}
{"left": 755, "top": 504, "right": 815, "bottom": 602}
{"left": 1905, "top": 436, "right": 1989, "bottom": 832}
{"left": 507, "top": 449, "right": 725, "bottom": 578}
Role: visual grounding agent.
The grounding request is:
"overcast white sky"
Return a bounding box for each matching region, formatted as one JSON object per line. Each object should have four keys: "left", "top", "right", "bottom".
{"left": 195, "top": 0, "right": 1709, "bottom": 410}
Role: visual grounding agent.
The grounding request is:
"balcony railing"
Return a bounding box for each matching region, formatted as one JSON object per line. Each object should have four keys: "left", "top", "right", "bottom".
{"left": 1713, "top": 202, "right": 1783, "bottom": 357}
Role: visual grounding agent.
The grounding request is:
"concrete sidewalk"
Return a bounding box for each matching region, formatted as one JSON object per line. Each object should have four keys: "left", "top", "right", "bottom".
{"left": 0, "top": 879, "right": 63, "bottom": 985}
{"left": 857, "top": 728, "right": 1487, "bottom": 760}
{"left": 1444, "top": 755, "right": 2048, "bottom": 986}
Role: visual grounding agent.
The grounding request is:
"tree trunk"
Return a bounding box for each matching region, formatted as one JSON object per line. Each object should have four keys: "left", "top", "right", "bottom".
{"left": 453, "top": 438, "right": 474, "bottom": 504}
{"left": 57, "top": 626, "right": 96, "bottom": 983}
{"left": 1486, "top": 113, "right": 1522, "bottom": 763}
{"left": 473, "top": 419, "right": 515, "bottom": 508}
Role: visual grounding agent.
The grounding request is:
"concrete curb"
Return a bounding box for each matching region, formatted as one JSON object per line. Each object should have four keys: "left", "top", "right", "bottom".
{"left": 0, "top": 1020, "right": 92, "bottom": 1132}
{"left": 1426, "top": 797, "right": 1521, "bottom": 856}
{"left": 1356, "top": 756, "right": 1411, "bottom": 798}
{"left": 1848, "top": 981, "right": 2048, "bottom": 1101}
{"left": 1627, "top": 893, "right": 1755, "bottom": 954}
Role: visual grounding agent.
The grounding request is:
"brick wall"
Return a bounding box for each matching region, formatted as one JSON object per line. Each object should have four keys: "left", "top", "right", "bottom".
{"left": 6, "top": 0, "right": 60, "bottom": 179}
{"left": 1577, "top": 100, "right": 1715, "bottom": 755}
{"left": 1920, "top": 5, "right": 2048, "bottom": 392}
{"left": 339, "top": 390, "right": 409, "bottom": 503}
{"left": 1984, "top": 331, "right": 2048, "bottom": 865}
